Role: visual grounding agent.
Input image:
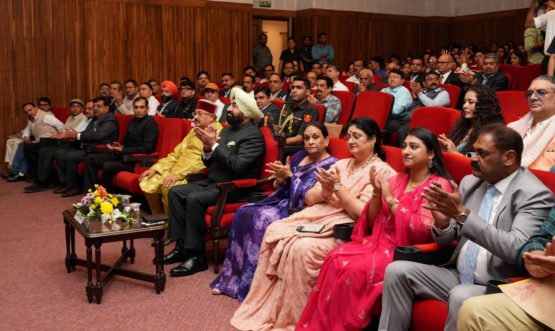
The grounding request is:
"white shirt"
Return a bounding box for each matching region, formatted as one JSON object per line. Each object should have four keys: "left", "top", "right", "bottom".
{"left": 333, "top": 81, "right": 349, "bottom": 92}
{"left": 22, "top": 113, "right": 64, "bottom": 138}
{"left": 346, "top": 75, "right": 359, "bottom": 84}
{"left": 440, "top": 71, "right": 453, "bottom": 85}
{"left": 117, "top": 94, "right": 138, "bottom": 115}
{"left": 147, "top": 96, "right": 160, "bottom": 116}
{"left": 215, "top": 99, "right": 225, "bottom": 120}
{"left": 534, "top": 10, "right": 555, "bottom": 55}
{"left": 455, "top": 170, "right": 519, "bottom": 285}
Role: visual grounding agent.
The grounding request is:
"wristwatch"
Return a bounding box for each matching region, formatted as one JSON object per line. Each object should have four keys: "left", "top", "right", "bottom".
{"left": 456, "top": 208, "right": 471, "bottom": 225}
{"left": 333, "top": 182, "right": 343, "bottom": 193}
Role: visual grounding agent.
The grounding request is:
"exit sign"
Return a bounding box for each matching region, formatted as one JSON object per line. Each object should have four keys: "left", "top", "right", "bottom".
{"left": 258, "top": 0, "right": 271, "bottom": 8}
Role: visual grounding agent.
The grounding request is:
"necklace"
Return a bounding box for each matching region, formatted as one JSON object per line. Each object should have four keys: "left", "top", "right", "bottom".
{"left": 407, "top": 173, "right": 431, "bottom": 191}
{"left": 347, "top": 154, "right": 377, "bottom": 177}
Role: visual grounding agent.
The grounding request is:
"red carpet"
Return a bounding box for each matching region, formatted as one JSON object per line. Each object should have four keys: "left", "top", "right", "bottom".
{"left": 0, "top": 180, "right": 239, "bottom": 330}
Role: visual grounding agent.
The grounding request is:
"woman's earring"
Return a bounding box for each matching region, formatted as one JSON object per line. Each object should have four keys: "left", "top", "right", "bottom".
{"left": 428, "top": 159, "right": 433, "bottom": 169}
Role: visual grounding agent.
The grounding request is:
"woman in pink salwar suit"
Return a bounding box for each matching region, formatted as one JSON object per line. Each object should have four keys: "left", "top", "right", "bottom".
{"left": 297, "top": 127, "right": 454, "bottom": 331}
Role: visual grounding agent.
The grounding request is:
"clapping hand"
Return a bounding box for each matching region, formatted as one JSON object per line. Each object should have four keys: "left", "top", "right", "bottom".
{"left": 423, "top": 181, "right": 463, "bottom": 227}
{"left": 459, "top": 71, "right": 476, "bottom": 84}
{"left": 194, "top": 125, "right": 218, "bottom": 152}
{"left": 438, "top": 133, "right": 456, "bottom": 152}
{"left": 370, "top": 165, "right": 392, "bottom": 201}
{"left": 523, "top": 236, "right": 555, "bottom": 278}
{"left": 266, "top": 158, "right": 291, "bottom": 181}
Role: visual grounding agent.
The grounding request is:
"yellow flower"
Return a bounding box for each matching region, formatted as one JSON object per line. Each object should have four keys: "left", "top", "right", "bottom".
{"left": 110, "top": 198, "right": 119, "bottom": 206}
{"left": 100, "top": 202, "right": 113, "bottom": 214}
{"left": 94, "top": 197, "right": 102, "bottom": 204}
{"left": 91, "top": 204, "right": 97, "bottom": 210}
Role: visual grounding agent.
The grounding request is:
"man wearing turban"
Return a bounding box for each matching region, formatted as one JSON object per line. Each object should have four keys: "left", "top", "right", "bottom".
{"left": 165, "top": 87, "right": 265, "bottom": 277}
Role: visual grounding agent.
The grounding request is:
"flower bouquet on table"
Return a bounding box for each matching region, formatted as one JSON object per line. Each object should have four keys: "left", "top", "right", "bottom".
{"left": 73, "top": 184, "right": 132, "bottom": 223}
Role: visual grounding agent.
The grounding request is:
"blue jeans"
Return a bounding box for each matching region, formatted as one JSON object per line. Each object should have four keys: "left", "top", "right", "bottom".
{"left": 11, "top": 142, "right": 28, "bottom": 174}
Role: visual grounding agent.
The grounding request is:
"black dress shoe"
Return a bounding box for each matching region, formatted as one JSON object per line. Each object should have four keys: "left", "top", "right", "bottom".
{"left": 7, "top": 173, "right": 25, "bottom": 182}
{"left": 162, "top": 247, "right": 187, "bottom": 265}
{"left": 53, "top": 186, "right": 70, "bottom": 194}
{"left": 24, "top": 182, "right": 48, "bottom": 193}
{"left": 170, "top": 255, "right": 208, "bottom": 277}
{"left": 61, "top": 187, "right": 82, "bottom": 197}
{"left": 1, "top": 171, "right": 15, "bottom": 179}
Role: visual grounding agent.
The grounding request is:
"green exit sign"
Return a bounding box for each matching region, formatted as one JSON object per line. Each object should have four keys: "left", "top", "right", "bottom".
{"left": 259, "top": 0, "right": 271, "bottom": 8}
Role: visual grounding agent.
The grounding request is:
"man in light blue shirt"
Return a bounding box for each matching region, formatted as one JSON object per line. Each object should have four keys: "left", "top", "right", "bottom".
{"left": 311, "top": 33, "right": 335, "bottom": 65}
{"left": 381, "top": 68, "right": 413, "bottom": 144}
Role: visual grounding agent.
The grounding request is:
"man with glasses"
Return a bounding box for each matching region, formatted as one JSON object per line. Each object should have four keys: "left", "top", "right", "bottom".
{"left": 278, "top": 77, "right": 318, "bottom": 145}
{"left": 268, "top": 73, "right": 287, "bottom": 100}
{"left": 437, "top": 54, "right": 464, "bottom": 87}
{"left": 255, "top": 86, "right": 280, "bottom": 128}
{"left": 426, "top": 55, "right": 439, "bottom": 74}
{"left": 202, "top": 82, "right": 226, "bottom": 122}
{"left": 460, "top": 53, "right": 508, "bottom": 92}
{"left": 37, "top": 97, "right": 52, "bottom": 113}
{"left": 116, "top": 79, "right": 140, "bottom": 115}
{"left": 173, "top": 80, "right": 198, "bottom": 120}
{"left": 140, "top": 100, "right": 223, "bottom": 215}
{"left": 259, "top": 64, "right": 274, "bottom": 84}
{"left": 508, "top": 75, "right": 555, "bottom": 172}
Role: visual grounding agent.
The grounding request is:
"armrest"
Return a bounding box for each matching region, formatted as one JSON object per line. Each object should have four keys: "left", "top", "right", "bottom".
{"left": 122, "top": 153, "right": 159, "bottom": 163}
{"left": 84, "top": 144, "right": 109, "bottom": 154}
{"left": 393, "top": 241, "right": 457, "bottom": 265}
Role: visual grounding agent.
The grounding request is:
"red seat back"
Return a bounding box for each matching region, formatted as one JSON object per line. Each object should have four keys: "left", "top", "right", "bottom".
{"left": 441, "top": 84, "right": 461, "bottom": 109}
{"left": 500, "top": 64, "right": 519, "bottom": 90}
{"left": 519, "top": 64, "right": 542, "bottom": 91}
{"left": 409, "top": 107, "right": 460, "bottom": 137}
{"left": 51, "top": 107, "right": 71, "bottom": 123}
{"left": 114, "top": 114, "right": 133, "bottom": 141}
{"left": 496, "top": 91, "right": 529, "bottom": 116}
{"left": 272, "top": 99, "right": 286, "bottom": 110}
{"left": 351, "top": 91, "right": 394, "bottom": 130}
{"left": 442, "top": 151, "right": 472, "bottom": 184}
{"left": 530, "top": 169, "right": 555, "bottom": 194}
{"left": 343, "top": 81, "right": 357, "bottom": 93}
{"left": 158, "top": 118, "right": 191, "bottom": 158}
{"left": 259, "top": 126, "right": 279, "bottom": 191}
{"left": 328, "top": 137, "right": 350, "bottom": 159}
{"left": 382, "top": 145, "right": 404, "bottom": 172}
{"left": 219, "top": 97, "right": 230, "bottom": 104}
{"left": 314, "top": 104, "right": 326, "bottom": 123}
{"left": 332, "top": 91, "right": 356, "bottom": 125}
{"left": 503, "top": 72, "right": 513, "bottom": 91}
{"left": 502, "top": 111, "right": 522, "bottom": 124}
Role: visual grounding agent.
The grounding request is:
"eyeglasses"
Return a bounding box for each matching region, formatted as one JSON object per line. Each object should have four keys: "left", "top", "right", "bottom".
{"left": 525, "top": 89, "right": 555, "bottom": 99}
{"left": 38, "top": 103, "right": 50, "bottom": 107}
{"left": 180, "top": 87, "right": 193, "bottom": 91}
{"left": 436, "top": 61, "right": 451, "bottom": 64}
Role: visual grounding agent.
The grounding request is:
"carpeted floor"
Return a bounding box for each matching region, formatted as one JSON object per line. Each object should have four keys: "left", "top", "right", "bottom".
{"left": 0, "top": 180, "right": 240, "bottom": 330}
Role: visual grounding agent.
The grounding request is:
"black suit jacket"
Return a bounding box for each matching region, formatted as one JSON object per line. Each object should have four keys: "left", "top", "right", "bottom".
{"left": 259, "top": 102, "right": 281, "bottom": 127}
{"left": 442, "top": 72, "right": 464, "bottom": 88}
{"left": 409, "top": 73, "right": 425, "bottom": 84}
{"left": 203, "top": 121, "right": 265, "bottom": 183}
{"left": 158, "top": 99, "right": 178, "bottom": 117}
{"left": 80, "top": 113, "right": 119, "bottom": 147}
{"left": 475, "top": 71, "right": 509, "bottom": 91}
{"left": 121, "top": 116, "right": 159, "bottom": 154}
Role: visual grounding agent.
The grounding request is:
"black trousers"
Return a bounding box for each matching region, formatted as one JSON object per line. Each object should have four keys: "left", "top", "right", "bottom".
{"left": 55, "top": 148, "right": 85, "bottom": 189}
{"left": 167, "top": 180, "right": 220, "bottom": 251}
{"left": 35, "top": 145, "right": 73, "bottom": 184}
{"left": 23, "top": 142, "right": 45, "bottom": 177}
{"left": 83, "top": 152, "right": 119, "bottom": 192}
{"left": 100, "top": 160, "right": 135, "bottom": 190}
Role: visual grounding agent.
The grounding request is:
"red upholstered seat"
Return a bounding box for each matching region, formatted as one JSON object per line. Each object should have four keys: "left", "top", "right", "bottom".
{"left": 442, "top": 151, "right": 472, "bottom": 184}
{"left": 332, "top": 91, "right": 355, "bottom": 125}
{"left": 272, "top": 99, "right": 285, "bottom": 110}
{"left": 343, "top": 81, "right": 357, "bottom": 93}
{"left": 409, "top": 107, "right": 460, "bottom": 137}
{"left": 496, "top": 91, "right": 529, "bottom": 116}
{"left": 350, "top": 91, "right": 394, "bottom": 130}
{"left": 519, "top": 64, "right": 541, "bottom": 91}
{"left": 113, "top": 118, "right": 191, "bottom": 195}
{"left": 51, "top": 107, "right": 71, "bottom": 123}
{"left": 204, "top": 126, "right": 279, "bottom": 273}
{"left": 219, "top": 97, "right": 230, "bottom": 104}
{"left": 315, "top": 104, "right": 326, "bottom": 123}
{"left": 500, "top": 64, "right": 520, "bottom": 90}
{"left": 441, "top": 84, "right": 461, "bottom": 109}
{"left": 382, "top": 145, "right": 404, "bottom": 172}
{"left": 328, "top": 137, "right": 350, "bottom": 159}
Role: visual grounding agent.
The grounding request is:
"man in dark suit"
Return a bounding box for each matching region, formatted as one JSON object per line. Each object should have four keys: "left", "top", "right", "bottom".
{"left": 254, "top": 86, "right": 280, "bottom": 127}
{"left": 461, "top": 53, "right": 509, "bottom": 92}
{"left": 164, "top": 87, "right": 265, "bottom": 277}
{"left": 54, "top": 96, "right": 119, "bottom": 197}
{"left": 378, "top": 124, "right": 554, "bottom": 331}
{"left": 84, "top": 96, "right": 158, "bottom": 191}
{"left": 408, "top": 57, "right": 425, "bottom": 84}
{"left": 438, "top": 54, "right": 464, "bottom": 88}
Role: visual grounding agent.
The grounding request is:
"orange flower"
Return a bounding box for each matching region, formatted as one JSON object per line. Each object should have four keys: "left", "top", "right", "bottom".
{"left": 97, "top": 185, "right": 108, "bottom": 198}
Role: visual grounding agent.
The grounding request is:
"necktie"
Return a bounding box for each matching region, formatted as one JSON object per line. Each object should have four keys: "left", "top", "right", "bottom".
{"left": 482, "top": 75, "right": 489, "bottom": 85}
{"left": 440, "top": 74, "right": 445, "bottom": 84}
{"left": 459, "top": 184, "right": 497, "bottom": 284}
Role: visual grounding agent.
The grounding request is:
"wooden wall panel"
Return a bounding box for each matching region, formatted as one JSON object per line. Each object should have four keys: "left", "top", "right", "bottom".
{"left": 0, "top": 1, "right": 530, "bottom": 161}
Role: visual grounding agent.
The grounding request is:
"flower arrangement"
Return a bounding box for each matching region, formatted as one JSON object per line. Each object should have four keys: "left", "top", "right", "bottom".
{"left": 73, "top": 185, "right": 132, "bottom": 223}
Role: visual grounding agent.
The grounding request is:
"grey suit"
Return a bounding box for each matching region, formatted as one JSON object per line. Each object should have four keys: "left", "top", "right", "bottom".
{"left": 378, "top": 168, "right": 554, "bottom": 331}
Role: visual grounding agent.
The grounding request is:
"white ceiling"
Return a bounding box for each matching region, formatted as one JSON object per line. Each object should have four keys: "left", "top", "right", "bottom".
{"left": 210, "top": 0, "right": 531, "bottom": 17}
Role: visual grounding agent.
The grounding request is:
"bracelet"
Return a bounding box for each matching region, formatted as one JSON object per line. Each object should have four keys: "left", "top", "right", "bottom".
{"left": 319, "top": 190, "right": 332, "bottom": 201}
{"left": 387, "top": 198, "right": 399, "bottom": 209}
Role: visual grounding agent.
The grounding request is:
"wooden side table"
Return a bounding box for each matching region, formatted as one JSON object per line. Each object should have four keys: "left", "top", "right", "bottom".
{"left": 63, "top": 209, "right": 166, "bottom": 304}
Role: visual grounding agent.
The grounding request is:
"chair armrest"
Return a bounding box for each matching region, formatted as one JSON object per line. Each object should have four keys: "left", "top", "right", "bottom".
{"left": 84, "top": 144, "right": 109, "bottom": 154}
{"left": 393, "top": 241, "right": 457, "bottom": 265}
{"left": 122, "top": 153, "right": 159, "bottom": 163}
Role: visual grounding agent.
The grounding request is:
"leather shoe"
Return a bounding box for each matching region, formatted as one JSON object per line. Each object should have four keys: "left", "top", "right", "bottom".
{"left": 170, "top": 255, "right": 208, "bottom": 277}
{"left": 7, "top": 173, "right": 25, "bottom": 182}
{"left": 54, "top": 186, "right": 70, "bottom": 194}
{"left": 1, "top": 171, "right": 15, "bottom": 179}
{"left": 162, "top": 247, "right": 187, "bottom": 265}
{"left": 61, "top": 187, "right": 82, "bottom": 197}
{"left": 24, "top": 182, "right": 48, "bottom": 193}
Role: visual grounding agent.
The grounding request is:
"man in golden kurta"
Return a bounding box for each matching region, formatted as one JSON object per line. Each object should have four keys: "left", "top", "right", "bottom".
{"left": 139, "top": 100, "right": 222, "bottom": 214}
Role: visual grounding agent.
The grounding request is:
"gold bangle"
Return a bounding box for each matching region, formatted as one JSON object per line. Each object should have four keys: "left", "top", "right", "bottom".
{"left": 387, "top": 198, "right": 399, "bottom": 209}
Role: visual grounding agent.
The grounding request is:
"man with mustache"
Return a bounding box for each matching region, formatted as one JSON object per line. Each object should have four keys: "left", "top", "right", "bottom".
{"left": 395, "top": 71, "right": 451, "bottom": 145}
{"left": 308, "top": 76, "right": 342, "bottom": 123}
{"left": 378, "top": 124, "right": 554, "bottom": 331}
{"left": 139, "top": 99, "right": 223, "bottom": 215}
{"left": 459, "top": 53, "right": 508, "bottom": 92}
{"left": 508, "top": 75, "right": 555, "bottom": 172}
{"left": 163, "top": 88, "right": 265, "bottom": 277}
